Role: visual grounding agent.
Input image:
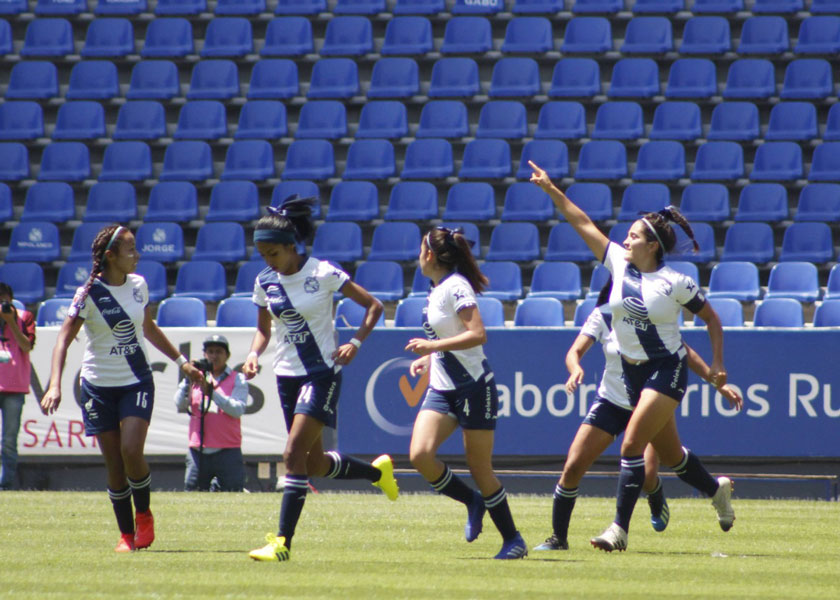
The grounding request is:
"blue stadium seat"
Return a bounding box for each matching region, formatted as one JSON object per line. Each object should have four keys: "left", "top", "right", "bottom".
{"left": 549, "top": 58, "right": 601, "bottom": 97}
{"left": 608, "top": 222, "right": 632, "bottom": 245}
{"left": 235, "top": 100, "right": 287, "bottom": 139}
{"left": 813, "top": 299, "right": 840, "bottom": 327}
{"left": 312, "top": 222, "right": 363, "bottom": 262}
{"left": 295, "top": 100, "right": 346, "bottom": 139}
{"left": 723, "top": 59, "right": 775, "bottom": 99}
{"left": 779, "top": 222, "right": 833, "bottom": 262}
{"left": 368, "top": 222, "right": 421, "bottom": 261}
{"left": 591, "top": 101, "right": 643, "bottom": 139}
{"left": 393, "top": 297, "right": 426, "bottom": 327}
{"left": 135, "top": 260, "right": 167, "bottom": 303}
{"left": 721, "top": 222, "right": 775, "bottom": 262}
{"left": 572, "top": 0, "right": 623, "bottom": 12}
{"left": 502, "top": 183, "right": 553, "bottom": 221}
{"left": 6, "top": 61, "right": 58, "bottom": 99}
{"left": 141, "top": 18, "right": 193, "bottom": 57}
{"left": 691, "top": 141, "right": 744, "bottom": 180}
{"left": 207, "top": 181, "right": 259, "bottom": 222}
{"left": 665, "top": 58, "right": 717, "bottom": 99}
{"left": 326, "top": 181, "right": 379, "bottom": 221}
{"left": 586, "top": 263, "right": 611, "bottom": 298}
{"left": 156, "top": 297, "right": 207, "bottom": 327}
{"left": 247, "top": 59, "right": 298, "bottom": 98}
{"left": 193, "top": 222, "right": 246, "bottom": 262}
{"left": 233, "top": 261, "right": 267, "bottom": 296}
{"left": 127, "top": 60, "right": 180, "bottom": 100}
{"left": 489, "top": 57, "right": 541, "bottom": 98}
{"left": 356, "top": 101, "right": 407, "bottom": 139}
{"left": 52, "top": 101, "right": 105, "bottom": 140}
{"left": 7, "top": 222, "right": 60, "bottom": 262}
{"left": 381, "top": 16, "right": 432, "bottom": 55}
{"left": 766, "top": 262, "right": 820, "bottom": 302}
{"left": 221, "top": 140, "right": 275, "bottom": 180}
{"left": 155, "top": 0, "right": 206, "bottom": 14}
{"left": 471, "top": 297, "right": 502, "bottom": 327}
{"left": 283, "top": 140, "right": 334, "bottom": 180}
{"left": 753, "top": 298, "right": 804, "bottom": 327}
{"left": 385, "top": 181, "right": 438, "bottom": 220}
{"left": 780, "top": 59, "right": 833, "bottom": 99}
{"left": 765, "top": 102, "right": 818, "bottom": 141}
{"left": 458, "top": 139, "right": 511, "bottom": 179}
{"left": 145, "top": 182, "right": 198, "bottom": 222}
{"left": 528, "top": 262, "right": 582, "bottom": 301}
{"left": 680, "top": 183, "right": 730, "bottom": 221}
{"left": 575, "top": 140, "right": 627, "bottom": 180}
{"left": 216, "top": 0, "right": 264, "bottom": 14}
{"left": 401, "top": 139, "right": 454, "bottom": 179}
{"left": 0, "top": 184, "right": 10, "bottom": 221}
{"left": 608, "top": 58, "right": 659, "bottom": 97}
{"left": 409, "top": 266, "right": 432, "bottom": 296}
{"left": 795, "top": 16, "right": 840, "bottom": 54}
{"left": 275, "top": 0, "right": 325, "bottom": 13}
{"left": 270, "top": 181, "right": 322, "bottom": 219}
{"left": 22, "top": 182, "right": 75, "bottom": 223}
{"left": 438, "top": 222, "right": 481, "bottom": 258}
{"left": 367, "top": 57, "right": 419, "bottom": 98}
{"left": 261, "top": 17, "right": 312, "bottom": 56}
{"left": 695, "top": 297, "right": 744, "bottom": 327}
{"left": 159, "top": 141, "right": 213, "bottom": 181}
{"left": 809, "top": 143, "right": 840, "bottom": 181}
{"left": 215, "top": 297, "right": 258, "bottom": 327}
{"left": 680, "top": 16, "right": 731, "bottom": 54}
{"left": 187, "top": 60, "right": 239, "bottom": 99}
{"left": 738, "top": 16, "right": 789, "bottom": 54}
{"left": 39, "top": 142, "right": 90, "bottom": 181}
{"left": 671, "top": 221, "right": 716, "bottom": 263}
{"left": 54, "top": 260, "right": 92, "bottom": 298}
{"left": 0, "top": 143, "right": 29, "bottom": 181}
{"left": 85, "top": 181, "right": 137, "bottom": 222}
{"left": 708, "top": 262, "right": 760, "bottom": 301}
{"left": 201, "top": 17, "right": 252, "bottom": 57}
{"left": 353, "top": 261, "right": 404, "bottom": 301}
{"left": 481, "top": 262, "right": 522, "bottom": 301}
{"left": 633, "top": 0, "right": 683, "bottom": 11}
{"left": 827, "top": 264, "right": 840, "bottom": 299}
{"left": 173, "top": 260, "right": 228, "bottom": 301}
{"left": 334, "top": 0, "right": 385, "bottom": 14}
{"left": 307, "top": 58, "right": 359, "bottom": 98}
{"left": 545, "top": 223, "right": 597, "bottom": 262}
{"left": 416, "top": 101, "right": 468, "bottom": 138}
{"left": 429, "top": 57, "right": 480, "bottom": 98}
{"left": 335, "top": 297, "right": 386, "bottom": 328}
{"left": 0, "top": 263, "right": 44, "bottom": 304}
{"left": 795, "top": 184, "right": 840, "bottom": 221}
{"left": 393, "top": 0, "right": 444, "bottom": 13}
{"left": 573, "top": 298, "right": 597, "bottom": 326}
{"left": 440, "top": 17, "right": 491, "bottom": 54}
{"left": 516, "top": 140, "right": 569, "bottom": 180}
{"left": 113, "top": 101, "right": 166, "bottom": 140}
{"left": 750, "top": 142, "right": 803, "bottom": 181}
{"left": 476, "top": 101, "right": 527, "bottom": 139}
{"left": 35, "top": 0, "right": 87, "bottom": 12}
{"left": 99, "top": 141, "right": 152, "bottom": 181}
{"left": 534, "top": 101, "right": 586, "bottom": 139}
{"left": 617, "top": 183, "right": 669, "bottom": 221}
{"left": 485, "top": 223, "right": 540, "bottom": 261}
{"left": 621, "top": 17, "right": 673, "bottom": 53}
{"left": 66, "top": 222, "right": 103, "bottom": 261}
{"left": 0, "top": 21, "right": 12, "bottom": 55}
{"left": 82, "top": 18, "right": 133, "bottom": 57}
{"left": 514, "top": 297, "right": 564, "bottom": 327}
{"left": 343, "top": 139, "right": 395, "bottom": 180}
{"left": 0, "top": 0, "right": 26, "bottom": 14}
{"left": 21, "top": 18, "right": 74, "bottom": 56}
{"left": 735, "top": 183, "right": 788, "bottom": 221}
{"left": 634, "top": 141, "right": 686, "bottom": 181}
{"left": 564, "top": 183, "right": 613, "bottom": 221}
{"left": 512, "top": 0, "right": 563, "bottom": 11}
{"left": 502, "top": 17, "right": 553, "bottom": 53}
{"left": 561, "top": 17, "right": 611, "bottom": 53}
{"left": 443, "top": 183, "right": 495, "bottom": 220}
{"left": 812, "top": 0, "right": 840, "bottom": 13}
{"left": 649, "top": 102, "right": 701, "bottom": 140}
{"left": 752, "top": 0, "right": 802, "bottom": 13}
{"left": 664, "top": 260, "right": 699, "bottom": 285}
{"left": 320, "top": 16, "right": 372, "bottom": 56}
{"left": 66, "top": 61, "right": 120, "bottom": 100}
{"left": 135, "top": 222, "right": 185, "bottom": 261}
{"left": 707, "top": 102, "right": 759, "bottom": 141}
{"left": 451, "top": 0, "right": 502, "bottom": 13}
{"left": 36, "top": 298, "right": 72, "bottom": 326}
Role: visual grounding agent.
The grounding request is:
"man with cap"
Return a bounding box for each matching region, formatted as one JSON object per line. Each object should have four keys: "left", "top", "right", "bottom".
{"left": 174, "top": 334, "right": 248, "bottom": 491}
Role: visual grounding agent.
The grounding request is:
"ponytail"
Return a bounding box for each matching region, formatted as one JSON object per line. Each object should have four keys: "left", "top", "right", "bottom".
{"left": 425, "top": 227, "right": 487, "bottom": 293}
{"left": 640, "top": 205, "right": 698, "bottom": 261}
{"left": 69, "top": 224, "right": 123, "bottom": 318}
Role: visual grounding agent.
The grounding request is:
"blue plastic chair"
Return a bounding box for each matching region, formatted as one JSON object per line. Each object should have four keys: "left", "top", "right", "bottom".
{"left": 275, "top": 0, "right": 325, "bottom": 13}
{"left": 21, "top": 18, "right": 74, "bottom": 56}
{"left": 326, "top": 181, "right": 379, "bottom": 221}
{"left": 206, "top": 181, "right": 259, "bottom": 222}
{"left": 443, "top": 183, "right": 495, "bottom": 220}
{"left": 691, "top": 142, "right": 744, "bottom": 180}
{"left": 145, "top": 182, "right": 198, "bottom": 222}
{"left": 270, "top": 181, "right": 322, "bottom": 219}
{"left": 384, "top": 182, "right": 438, "bottom": 220}
{"left": 0, "top": 21, "right": 11, "bottom": 54}
{"left": 779, "top": 222, "right": 833, "bottom": 262}
{"left": 451, "top": 0, "right": 502, "bottom": 13}
{"left": 608, "top": 222, "right": 633, "bottom": 245}
{"left": 99, "top": 141, "right": 152, "bottom": 181}
{"left": 826, "top": 265, "right": 840, "bottom": 299}
{"left": 135, "top": 260, "right": 167, "bottom": 303}
{"left": 312, "top": 222, "right": 363, "bottom": 262}
{"left": 754, "top": 298, "right": 804, "bottom": 327}
{"left": 679, "top": 184, "right": 730, "bottom": 222}
{"left": 97, "top": 0, "right": 147, "bottom": 11}
{"left": 502, "top": 183, "right": 553, "bottom": 221}
{"left": 233, "top": 261, "right": 268, "bottom": 296}
{"left": 516, "top": 140, "right": 569, "bottom": 180}
{"left": 502, "top": 17, "right": 553, "bottom": 53}
{"left": 708, "top": 102, "right": 759, "bottom": 141}
{"left": 622, "top": 17, "right": 673, "bottom": 53}
{"left": 127, "top": 60, "right": 180, "bottom": 100}
{"left": 216, "top": 297, "right": 259, "bottom": 327}
{"left": 156, "top": 297, "right": 207, "bottom": 327}
{"left": 549, "top": 58, "right": 601, "bottom": 98}
{"left": 320, "top": 16, "right": 372, "bottom": 56}
{"left": 512, "top": 0, "right": 563, "bottom": 11}
{"left": 565, "top": 183, "right": 613, "bottom": 221}
{"left": 201, "top": 17, "right": 253, "bottom": 57}
{"left": 54, "top": 260, "right": 92, "bottom": 298}
{"left": 572, "top": 0, "right": 623, "bottom": 12}
{"left": 335, "top": 297, "right": 386, "bottom": 328}
{"left": 738, "top": 16, "right": 789, "bottom": 54}
{"left": 561, "top": 17, "right": 611, "bottom": 53}
{"left": 416, "top": 101, "right": 468, "bottom": 138}
{"left": 408, "top": 266, "right": 432, "bottom": 297}
{"left": 113, "top": 101, "right": 166, "bottom": 140}
{"left": 160, "top": 141, "right": 213, "bottom": 181}
{"left": 724, "top": 59, "right": 776, "bottom": 99}
{"left": 441, "top": 17, "right": 491, "bottom": 53}
{"left": 52, "top": 101, "right": 105, "bottom": 140}
{"left": 393, "top": 0, "right": 444, "bottom": 13}
{"left": 343, "top": 139, "right": 395, "bottom": 180}
{"left": 296, "top": 101, "right": 346, "bottom": 139}
{"left": 545, "top": 223, "right": 597, "bottom": 262}
{"left": 39, "top": 142, "right": 90, "bottom": 181}
{"left": 734, "top": 183, "right": 788, "bottom": 222}
{"left": 66, "top": 222, "right": 105, "bottom": 261}
{"left": 809, "top": 143, "right": 840, "bottom": 181}
{"left": 235, "top": 100, "right": 287, "bottom": 139}
{"left": 753, "top": 0, "right": 802, "bottom": 13}
{"left": 528, "top": 262, "right": 581, "bottom": 301}
{"left": 173, "top": 261, "right": 227, "bottom": 301}
{"left": 680, "top": 17, "right": 730, "bottom": 54}
{"left": 66, "top": 61, "right": 120, "bottom": 100}
{"left": 85, "top": 181, "right": 137, "bottom": 222}
{"left": 0, "top": 102, "right": 42, "bottom": 140}
{"left": 401, "top": 139, "right": 454, "bottom": 179}
{"left": 393, "top": 297, "right": 427, "bottom": 327}
{"left": 586, "top": 263, "right": 611, "bottom": 299}
{"left": 155, "top": 0, "right": 206, "bottom": 14}
{"left": 261, "top": 17, "right": 312, "bottom": 56}
{"left": 381, "top": 16, "right": 432, "bottom": 55}
{"left": 633, "top": 0, "right": 683, "bottom": 10}
{"left": 283, "top": 140, "right": 334, "bottom": 180}
{"left": 534, "top": 101, "right": 586, "bottom": 139}
{"left": 795, "top": 184, "right": 840, "bottom": 221}
{"left": 665, "top": 58, "right": 717, "bottom": 99}
{"left": 135, "top": 222, "right": 185, "bottom": 262}
{"left": 438, "top": 222, "right": 481, "bottom": 258}
{"left": 573, "top": 298, "right": 598, "bottom": 327}
{"left": 307, "top": 58, "right": 359, "bottom": 99}
{"left": 353, "top": 261, "right": 404, "bottom": 301}
{"left": 334, "top": 0, "right": 385, "bottom": 14}
{"left": 485, "top": 223, "right": 540, "bottom": 262}
{"left": 82, "top": 18, "right": 134, "bottom": 57}
{"left": 489, "top": 57, "right": 541, "bottom": 98}
{"left": 428, "top": 58, "right": 480, "bottom": 98}
{"left": 459, "top": 139, "right": 511, "bottom": 179}
{"left": 608, "top": 58, "right": 659, "bottom": 98}
{"left": 187, "top": 60, "right": 239, "bottom": 99}
{"left": 0, "top": 143, "right": 29, "bottom": 180}
{"left": 795, "top": 16, "right": 840, "bottom": 54}
{"left": 750, "top": 142, "right": 803, "bottom": 181}
{"left": 813, "top": 299, "right": 840, "bottom": 327}
{"left": 0, "top": 263, "right": 44, "bottom": 304}
{"left": 0, "top": 184, "right": 9, "bottom": 221}
{"left": 221, "top": 140, "right": 275, "bottom": 180}
{"left": 367, "top": 222, "right": 421, "bottom": 261}
{"left": 481, "top": 262, "right": 522, "bottom": 301}
{"left": 0, "top": 0, "right": 27, "bottom": 14}
{"left": 766, "top": 262, "right": 820, "bottom": 302}
{"left": 356, "top": 101, "right": 408, "bottom": 139}
{"left": 36, "top": 298, "right": 72, "bottom": 326}
{"left": 812, "top": 0, "right": 840, "bottom": 13}
{"left": 247, "top": 59, "right": 298, "bottom": 98}
{"left": 592, "top": 102, "right": 644, "bottom": 139}
{"left": 765, "top": 102, "right": 818, "bottom": 141}
{"left": 6, "top": 61, "right": 59, "bottom": 99}
{"left": 216, "top": 0, "right": 264, "bottom": 14}
{"left": 575, "top": 140, "right": 627, "bottom": 180}
{"left": 6, "top": 222, "right": 61, "bottom": 262}
{"left": 695, "top": 297, "right": 744, "bottom": 327}
{"left": 141, "top": 18, "right": 193, "bottom": 57}
{"left": 367, "top": 57, "right": 419, "bottom": 98}
{"left": 780, "top": 59, "right": 833, "bottom": 99}
{"left": 617, "top": 184, "right": 669, "bottom": 221}
{"left": 708, "top": 262, "right": 760, "bottom": 301}
{"left": 649, "top": 102, "right": 702, "bottom": 141}
{"left": 193, "top": 223, "right": 246, "bottom": 262}
{"left": 721, "top": 223, "right": 775, "bottom": 263}
{"left": 476, "top": 101, "right": 527, "bottom": 139}
{"left": 514, "top": 298, "right": 564, "bottom": 327}
{"left": 671, "top": 221, "right": 716, "bottom": 263}
{"left": 692, "top": 0, "right": 743, "bottom": 11}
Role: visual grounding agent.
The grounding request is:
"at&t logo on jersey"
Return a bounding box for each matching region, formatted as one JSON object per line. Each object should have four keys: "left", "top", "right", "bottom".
{"left": 109, "top": 319, "right": 139, "bottom": 356}
{"left": 279, "top": 309, "right": 310, "bottom": 344}
{"left": 622, "top": 297, "right": 650, "bottom": 331}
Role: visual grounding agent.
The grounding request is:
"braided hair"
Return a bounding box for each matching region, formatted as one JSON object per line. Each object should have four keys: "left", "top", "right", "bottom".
{"left": 639, "top": 206, "right": 699, "bottom": 262}
{"left": 425, "top": 227, "right": 487, "bottom": 293}
{"left": 254, "top": 195, "right": 317, "bottom": 248}
{"left": 69, "top": 224, "right": 124, "bottom": 318}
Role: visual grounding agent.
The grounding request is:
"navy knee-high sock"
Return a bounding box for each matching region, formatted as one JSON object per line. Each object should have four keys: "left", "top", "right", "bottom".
{"left": 128, "top": 472, "right": 151, "bottom": 514}
{"left": 108, "top": 486, "right": 134, "bottom": 535}
{"left": 429, "top": 464, "right": 475, "bottom": 505}
{"left": 324, "top": 451, "right": 380, "bottom": 482}
{"left": 614, "top": 455, "right": 645, "bottom": 533}
{"left": 552, "top": 484, "right": 579, "bottom": 541}
{"left": 671, "top": 447, "right": 718, "bottom": 498}
{"left": 278, "top": 474, "right": 308, "bottom": 549}
{"left": 485, "top": 486, "right": 518, "bottom": 541}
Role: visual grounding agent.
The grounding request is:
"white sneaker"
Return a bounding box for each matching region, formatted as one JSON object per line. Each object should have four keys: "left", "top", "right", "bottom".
{"left": 711, "top": 476, "right": 735, "bottom": 532}
{"left": 590, "top": 523, "right": 628, "bottom": 553}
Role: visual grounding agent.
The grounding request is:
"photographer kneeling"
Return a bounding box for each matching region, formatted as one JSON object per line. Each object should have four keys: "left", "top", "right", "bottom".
{"left": 174, "top": 335, "right": 247, "bottom": 492}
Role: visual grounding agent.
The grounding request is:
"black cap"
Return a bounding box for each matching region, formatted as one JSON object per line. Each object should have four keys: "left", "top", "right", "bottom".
{"left": 202, "top": 334, "right": 230, "bottom": 354}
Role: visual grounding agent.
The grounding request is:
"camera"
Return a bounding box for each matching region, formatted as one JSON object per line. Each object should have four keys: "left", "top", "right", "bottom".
{"left": 0, "top": 301, "right": 12, "bottom": 314}
{"left": 191, "top": 358, "right": 213, "bottom": 373}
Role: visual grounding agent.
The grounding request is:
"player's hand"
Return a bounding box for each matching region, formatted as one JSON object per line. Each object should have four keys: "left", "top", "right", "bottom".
{"left": 40, "top": 386, "right": 61, "bottom": 415}
{"left": 528, "top": 160, "right": 553, "bottom": 190}
{"left": 565, "top": 366, "right": 585, "bottom": 394}
{"left": 410, "top": 355, "right": 430, "bottom": 377}
{"left": 717, "top": 383, "right": 743, "bottom": 411}
{"left": 242, "top": 354, "right": 259, "bottom": 380}
{"left": 709, "top": 364, "right": 727, "bottom": 389}
{"left": 331, "top": 343, "right": 358, "bottom": 366}
{"left": 405, "top": 338, "right": 436, "bottom": 356}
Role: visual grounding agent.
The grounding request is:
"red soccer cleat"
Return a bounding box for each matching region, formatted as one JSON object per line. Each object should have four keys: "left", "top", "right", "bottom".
{"left": 115, "top": 533, "right": 135, "bottom": 553}
{"left": 134, "top": 510, "right": 155, "bottom": 549}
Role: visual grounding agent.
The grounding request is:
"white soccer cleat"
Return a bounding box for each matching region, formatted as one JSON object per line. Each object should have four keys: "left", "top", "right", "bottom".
{"left": 590, "top": 523, "right": 628, "bottom": 553}
{"left": 711, "top": 476, "right": 735, "bottom": 532}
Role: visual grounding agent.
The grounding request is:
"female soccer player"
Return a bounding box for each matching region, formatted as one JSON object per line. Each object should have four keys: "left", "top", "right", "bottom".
{"left": 40, "top": 224, "right": 203, "bottom": 552}
{"left": 405, "top": 226, "right": 527, "bottom": 560}
{"left": 535, "top": 281, "right": 743, "bottom": 551}
{"left": 530, "top": 160, "right": 735, "bottom": 552}
{"left": 244, "top": 197, "right": 399, "bottom": 563}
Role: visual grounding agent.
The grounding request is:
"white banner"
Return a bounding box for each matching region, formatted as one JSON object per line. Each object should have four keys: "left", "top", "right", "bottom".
{"left": 17, "top": 328, "right": 288, "bottom": 456}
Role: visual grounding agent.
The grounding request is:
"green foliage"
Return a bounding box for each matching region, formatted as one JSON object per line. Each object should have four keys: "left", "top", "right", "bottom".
{"left": 0, "top": 492, "right": 837, "bottom": 599}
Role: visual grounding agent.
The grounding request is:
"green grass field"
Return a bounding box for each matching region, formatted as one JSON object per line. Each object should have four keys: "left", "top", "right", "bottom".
{"left": 0, "top": 491, "right": 837, "bottom": 599}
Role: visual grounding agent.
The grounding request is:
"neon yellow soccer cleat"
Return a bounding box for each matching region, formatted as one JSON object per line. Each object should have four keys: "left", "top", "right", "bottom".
{"left": 249, "top": 534, "right": 290, "bottom": 562}
{"left": 371, "top": 454, "right": 399, "bottom": 501}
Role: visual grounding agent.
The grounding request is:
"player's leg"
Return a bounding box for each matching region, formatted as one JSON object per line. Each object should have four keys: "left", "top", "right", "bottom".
{"left": 643, "top": 444, "right": 669, "bottom": 532}
{"left": 97, "top": 430, "right": 134, "bottom": 552}
{"left": 121, "top": 416, "right": 154, "bottom": 549}
{"left": 306, "top": 432, "right": 398, "bottom": 501}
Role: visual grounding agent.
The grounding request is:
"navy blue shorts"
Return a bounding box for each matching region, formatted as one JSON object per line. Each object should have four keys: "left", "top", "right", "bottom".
{"left": 420, "top": 375, "right": 499, "bottom": 431}
{"left": 621, "top": 350, "right": 688, "bottom": 406}
{"left": 80, "top": 378, "right": 155, "bottom": 436}
{"left": 276, "top": 369, "right": 342, "bottom": 431}
{"left": 581, "top": 398, "right": 633, "bottom": 438}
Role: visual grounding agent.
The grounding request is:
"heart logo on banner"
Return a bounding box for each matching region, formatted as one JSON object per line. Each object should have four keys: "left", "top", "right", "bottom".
{"left": 398, "top": 370, "right": 429, "bottom": 407}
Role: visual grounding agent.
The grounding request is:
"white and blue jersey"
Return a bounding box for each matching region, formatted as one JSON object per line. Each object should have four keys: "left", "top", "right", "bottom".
{"left": 602, "top": 242, "right": 705, "bottom": 362}
{"left": 423, "top": 273, "right": 490, "bottom": 391}
{"left": 579, "top": 306, "right": 632, "bottom": 411}
{"left": 252, "top": 257, "right": 349, "bottom": 377}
